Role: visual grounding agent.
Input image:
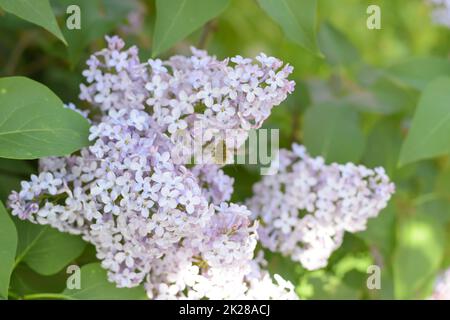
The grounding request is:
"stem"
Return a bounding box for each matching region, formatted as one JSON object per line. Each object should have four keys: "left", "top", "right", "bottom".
{"left": 197, "top": 20, "right": 218, "bottom": 49}
{"left": 22, "top": 293, "right": 71, "bottom": 300}
{"left": 370, "top": 245, "right": 384, "bottom": 268}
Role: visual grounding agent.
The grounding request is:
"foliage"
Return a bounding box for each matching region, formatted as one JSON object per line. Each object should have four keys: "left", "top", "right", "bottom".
{"left": 0, "top": 0, "right": 450, "bottom": 300}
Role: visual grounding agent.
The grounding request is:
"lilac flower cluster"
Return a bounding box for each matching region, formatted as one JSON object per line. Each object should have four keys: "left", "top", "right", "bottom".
{"left": 79, "top": 37, "right": 295, "bottom": 164}
{"left": 191, "top": 164, "right": 234, "bottom": 204}
{"left": 8, "top": 36, "right": 297, "bottom": 299}
{"left": 429, "top": 269, "right": 450, "bottom": 300}
{"left": 8, "top": 36, "right": 395, "bottom": 298}
{"left": 247, "top": 144, "right": 395, "bottom": 270}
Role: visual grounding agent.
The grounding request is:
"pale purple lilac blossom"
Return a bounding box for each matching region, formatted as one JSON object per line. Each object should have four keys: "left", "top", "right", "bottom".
{"left": 79, "top": 37, "right": 295, "bottom": 164}
{"left": 8, "top": 36, "right": 395, "bottom": 298}
{"left": 429, "top": 0, "right": 450, "bottom": 27}
{"left": 8, "top": 36, "right": 298, "bottom": 299}
{"left": 247, "top": 144, "right": 395, "bottom": 270}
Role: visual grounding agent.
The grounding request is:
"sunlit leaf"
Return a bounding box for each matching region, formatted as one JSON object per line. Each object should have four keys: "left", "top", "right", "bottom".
{"left": 303, "top": 102, "right": 365, "bottom": 163}
{"left": 388, "top": 57, "right": 450, "bottom": 90}
{"left": 61, "top": 263, "right": 146, "bottom": 299}
{"left": 152, "top": 0, "right": 230, "bottom": 57}
{"left": 398, "top": 77, "right": 450, "bottom": 166}
{"left": 0, "top": 77, "right": 90, "bottom": 159}
{"left": 393, "top": 215, "right": 445, "bottom": 299}
{"left": 318, "top": 21, "right": 359, "bottom": 66}
{"left": 0, "top": 0, "right": 66, "bottom": 44}
{"left": 257, "top": 0, "right": 320, "bottom": 55}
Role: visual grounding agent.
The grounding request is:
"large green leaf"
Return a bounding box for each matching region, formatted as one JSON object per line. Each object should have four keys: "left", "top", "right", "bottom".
{"left": 318, "top": 21, "right": 359, "bottom": 66}
{"left": 9, "top": 264, "right": 68, "bottom": 297}
{"left": 340, "top": 77, "right": 417, "bottom": 115}
{"left": 393, "top": 215, "right": 445, "bottom": 299}
{"left": 303, "top": 103, "right": 365, "bottom": 163}
{"left": 362, "top": 119, "right": 402, "bottom": 177}
{"left": 14, "top": 219, "right": 86, "bottom": 276}
{"left": 398, "top": 77, "right": 450, "bottom": 166}
{"left": 0, "top": 77, "right": 90, "bottom": 159}
{"left": 0, "top": 0, "right": 66, "bottom": 45}
{"left": 387, "top": 57, "right": 450, "bottom": 90}
{"left": 61, "top": 263, "right": 146, "bottom": 299}
{"left": 0, "top": 201, "right": 17, "bottom": 299}
{"left": 152, "top": 0, "right": 230, "bottom": 57}
{"left": 257, "top": 0, "right": 320, "bottom": 55}
{"left": 418, "top": 199, "right": 450, "bottom": 225}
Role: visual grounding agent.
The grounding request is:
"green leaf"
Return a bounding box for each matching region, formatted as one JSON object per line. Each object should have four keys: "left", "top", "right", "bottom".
{"left": 357, "top": 203, "right": 396, "bottom": 259}
{"left": 0, "top": 201, "right": 17, "bottom": 299}
{"left": 152, "top": 0, "right": 230, "bottom": 57}
{"left": 338, "top": 66, "right": 419, "bottom": 115}
{"left": 0, "top": 77, "right": 90, "bottom": 159}
{"left": 14, "top": 219, "right": 86, "bottom": 276}
{"left": 297, "top": 270, "right": 361, "bottom": 299}
{"left": 265, "top": 250, "right": 303, "bottom": 284}
{"left": 61, "top": 263, "right": 147, "bottom": 299}
{"left": 257, "top": 0, "right": 320, "bottom": 55}
{"left": 417, "top": 199, "right": 450, "bottom": 225}
{"left": 362, "top": 119, "right": 402, "bottom": 177}
{"left": 318, "top": 21, "right": 359, "bottom": 66}
{"left": 393, "top": 215, "right": 445, "bottom": 299}
{"left": 303, "top": 103, "right": 366, "bottom": 163}
{"left": 436, "top": 165, "right": 450, "bottom": 201}
{"left": 0, "top": 0, "right": 66, "bottom": 45}
{"left": 9, "top": 264, "right": 68, "bottom": 296}
{"left": 223, "top": 165, "right": 259, "bottom": 203}
{"left": 387, "top": 57, "right": 450, "bottom": 90}
{"left": 442, "top": 224, "right": 450, "bottom": 270}
{"left": 398, "top": 77, "right": 450, "bottom": 166}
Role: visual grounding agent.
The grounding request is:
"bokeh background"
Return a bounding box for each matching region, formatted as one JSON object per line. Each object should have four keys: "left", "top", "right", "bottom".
{"left": 1, "top": 0, "right": 450, "bottom": 299}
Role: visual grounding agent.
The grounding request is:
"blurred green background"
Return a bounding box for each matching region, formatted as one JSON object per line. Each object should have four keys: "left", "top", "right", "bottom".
{"left": 1, "top": 0, "right": 450, "bottom": 300}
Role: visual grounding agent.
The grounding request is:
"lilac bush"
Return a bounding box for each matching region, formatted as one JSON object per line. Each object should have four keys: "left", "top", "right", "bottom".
{"left": 8, "top": 36, "right": 394, "bottom": 299}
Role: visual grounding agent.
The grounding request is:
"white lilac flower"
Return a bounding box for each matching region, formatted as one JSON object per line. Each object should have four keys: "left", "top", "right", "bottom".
{"left": 429, "top": 0, "right": 450, "bottom": 27}
{"left": 247, "top": 144, "right": 395, "bottom": 270}
{"left": 8, "top": 36, "right": 297, "bottom": 299}
{"left": 429, "top": 269, "right": 450, "bottom": 300}
{"left": 9, "top": 109, "right": 214, "bottom": 287}
{"left": 79, "top": 38, "right": 294, "bottom": 165}
{"left": 191, "top": 164, "right": 234, "bottom": 204}
{"left": 144, "top": 249, "right": 297, "bottom": 300}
